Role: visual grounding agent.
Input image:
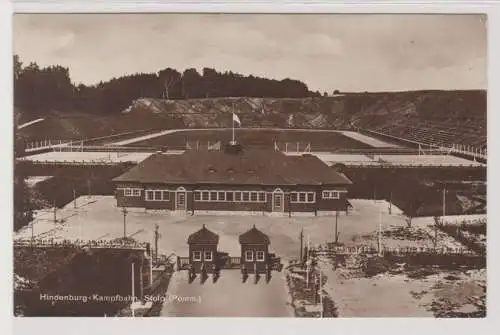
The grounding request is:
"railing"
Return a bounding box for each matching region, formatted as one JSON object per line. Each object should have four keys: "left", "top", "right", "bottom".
{"left": 176, "top": 256, "right": 190, "bottom": 270}
{"left": 176, "top": 255, "right": 283, "bottom": 270}
{"left": 315, "top": 245, "right": 477, "bottom": 256}
{"left": 16, "top": 159, "right": 135, "bottom": 166}
{"left": 361, "top": 127, "right": 487, "bottom": 160}
{"left": 14, "top": 238, "right": 150, "bottom": 250}
{"left": 230, "top": 257, "right": 241, "bottom": 266}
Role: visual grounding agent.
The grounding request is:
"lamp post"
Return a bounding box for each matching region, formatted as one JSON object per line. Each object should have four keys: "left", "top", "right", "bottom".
{"left": 122, "top": 207, "right": 128, "bottom": 239}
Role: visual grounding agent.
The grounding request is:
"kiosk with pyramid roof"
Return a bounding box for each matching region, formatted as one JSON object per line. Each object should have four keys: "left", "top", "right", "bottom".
{"left": 187, "top": 224, "right": 219, "bottom": 273}
{"left": 239, "top": 225, "right": 271, "bottom": 274}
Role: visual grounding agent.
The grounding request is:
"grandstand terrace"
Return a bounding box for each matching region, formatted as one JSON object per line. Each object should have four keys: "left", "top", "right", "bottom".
{"left": 373, "top": 120, "right": 487, "bottom": 151}
{"left": 284, "top": 152, "right": 484, "bottom": 168}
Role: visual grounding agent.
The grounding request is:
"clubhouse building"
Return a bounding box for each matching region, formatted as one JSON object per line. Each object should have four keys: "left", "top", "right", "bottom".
{"left": 112, "top": 143, "right": 351, "bottom": 214}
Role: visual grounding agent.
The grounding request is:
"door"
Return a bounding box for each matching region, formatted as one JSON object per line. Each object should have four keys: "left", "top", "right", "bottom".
{"left": 176, "top": 188, "right": 186, "bottom": 211}
{"left": 272, "top": 190, "right": 284, "bottom": 212}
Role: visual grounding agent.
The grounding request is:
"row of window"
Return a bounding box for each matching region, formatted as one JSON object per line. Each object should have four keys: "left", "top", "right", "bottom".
{"left": 192, "top": 251, "right": 213, "bottom": 261}
{"left": 194, "top": 190, "right": 267, "bottom": 203}
{"left": 245, "top": 250, "right": 265, "bottom": 262}
{"left": 192, "top": 250, "right": 265, "bottom": 262}
{"left": 290, "top": 192, "right": 316, "bottom": 203}
{"left": 122, "top": 188, "right": 342, "bottom": 202}
{"left": 123, "top": 188, "right": 141, "bottom": 197}
{"left": 322, "top": 191, "right": 340, "bottom": 199}
{"left": 145, "top": 190, "right": 170, "bottom": 201}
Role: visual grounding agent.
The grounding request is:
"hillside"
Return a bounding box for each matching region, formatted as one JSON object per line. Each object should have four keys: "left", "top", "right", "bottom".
{"left": 16, "top": 90, "right": 487, "bottom": 144}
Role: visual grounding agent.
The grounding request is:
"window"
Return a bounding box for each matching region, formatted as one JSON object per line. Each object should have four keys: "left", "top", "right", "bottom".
{"left": 193, "top": 190, "right": 266, "bottom": 202}
{"left": 154, "top": 191, "right": 162, "bottom": 201}
{"left": 162, "top": 191, "right": 170, "bottom": 201}
{"left": 204, "top": 251, "right": 212, "bottom": 261}
{"left": 322, "top": 191, "right": 340, "bottom": 199}
{"left": 124, "top": 188, "right": 141, "bottom": 197}
{"left": 245, "top": 250, "right": 254, "bottom": 261}
{"left": 256, "top": 251, "right": 265, "bottom": 262}
{"left": 193, "top": 251, "right": 201, "bottom": 261}
{"left": 291, "top": 192, "right": 316, "bottom": 203}
{"left": 145, "top": 189, "right": 170, "bottom": 201}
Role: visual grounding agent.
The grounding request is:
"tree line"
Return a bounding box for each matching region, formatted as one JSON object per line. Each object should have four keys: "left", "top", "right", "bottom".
{"left": 14, "top": 55, "right": 322, "bottom": 116}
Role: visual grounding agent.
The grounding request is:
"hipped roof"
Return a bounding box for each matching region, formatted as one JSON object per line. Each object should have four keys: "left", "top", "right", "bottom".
{"left": 113, "top": 149, "right": 352, "bottom": 186}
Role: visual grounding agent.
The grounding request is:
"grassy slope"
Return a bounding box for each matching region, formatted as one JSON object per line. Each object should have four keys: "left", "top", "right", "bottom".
{"left": 15, "top": 90, "right": 487, "bottom": 142}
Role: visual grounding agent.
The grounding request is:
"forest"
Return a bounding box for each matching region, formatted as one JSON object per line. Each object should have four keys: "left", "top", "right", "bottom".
{"left": 13, "top": 55, "right": 320, "bottom": 117}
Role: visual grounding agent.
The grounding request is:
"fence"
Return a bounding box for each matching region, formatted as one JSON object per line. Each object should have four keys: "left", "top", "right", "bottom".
{"left": 315, "top": 245, "right": 477, "bottom": 257}
{"left": 176, "top": 255, "right": 283, "bottom": 270}
{"left": 14, "top": 238, "right": 150, "bottom": 250}
{"left": 230, "top": 257, "right": 241, "bottom": 267}
{"left": 177, "top": 257, "right": 190, "bottom": 270}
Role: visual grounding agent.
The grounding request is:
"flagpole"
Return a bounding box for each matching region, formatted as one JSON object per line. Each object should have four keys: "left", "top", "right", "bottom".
{"left": 232, "top": 104, "right": 235, "bottom": 144}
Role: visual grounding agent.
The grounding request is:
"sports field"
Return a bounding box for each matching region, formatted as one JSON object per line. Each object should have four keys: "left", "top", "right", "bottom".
{"left": 121, "top": 128, "right": 375, "bottom": 151}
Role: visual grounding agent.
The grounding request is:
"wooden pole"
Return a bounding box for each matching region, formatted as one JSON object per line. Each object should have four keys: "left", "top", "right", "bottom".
{"left": 87, "top": 178, "right": 91, "bottom": 199}
{"left": 139, "top": 257, "right": 144, "bottom": 300}
{"left": 319, "top": 271, "right": 323, "bottom": 318}
{"left": 306, "top": 236, "right": 310, "bottom": 288}
{"left": 434, "top": 221, "right": 438, "bottom": 249}
{"left": 150, "top": 252, "right": 153, "bottom": 286}
{"left": 377, "top": 208, "right": 382, "bottom": 256}
{"left": 334, "top": 210, "right": 339, "bottom": 244}
{"left": 154, "top": 224, "right": 159, "bottom": 262}
{"left": 73, "top": 188, "right": 77, "bottom": 209}
{"left": 53, "top": 200, "right": 57, "bottom": 223}
{"left": 131, "top": 262, "right": 135, "bottom": 317}
{"left": 299, "top": 228, "right": 303, "bottom": 262}
{"left": 389, "top": 190, "right": 392, "bottom": 214}
{"left": 31, "top": 222, "right": 34, "bottom": 247}
{"left": 122, "top": 207, "right": 128, "bottom": 239}
{"left": 442, "top": 184, "right": 446, "bottom": 218}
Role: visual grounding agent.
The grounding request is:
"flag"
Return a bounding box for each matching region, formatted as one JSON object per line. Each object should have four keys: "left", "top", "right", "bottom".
{"left": 232, "top": 113, "right": 241, "bottom": 126}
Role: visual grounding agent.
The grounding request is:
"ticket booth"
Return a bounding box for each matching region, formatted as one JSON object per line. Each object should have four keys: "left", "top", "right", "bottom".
{"left": 188, "top": 224, "right": 219, "bottom": 273}
{"left": 239, "top": 225, "right": 270, "bottom": 274}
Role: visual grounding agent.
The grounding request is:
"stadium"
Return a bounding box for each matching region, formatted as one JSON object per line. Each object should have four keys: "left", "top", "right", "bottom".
{"left": 17, "top": 113, "right": 486, "bottom": 218}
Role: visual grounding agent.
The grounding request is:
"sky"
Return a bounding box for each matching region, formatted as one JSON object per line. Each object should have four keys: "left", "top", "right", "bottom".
{"left": 13, "top": 13, "right": 487, "bottom": 92}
